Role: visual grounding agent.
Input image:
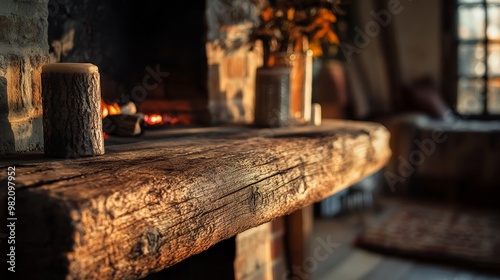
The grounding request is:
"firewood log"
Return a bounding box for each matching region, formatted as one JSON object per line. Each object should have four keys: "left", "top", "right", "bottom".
{"left": 103, "top": 114, "right": 143, "bottom": 137}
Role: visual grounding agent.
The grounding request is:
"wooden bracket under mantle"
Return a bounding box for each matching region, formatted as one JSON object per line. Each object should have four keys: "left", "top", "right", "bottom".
{"left": 0, "top": 120, "right": 391, "bottom": 279}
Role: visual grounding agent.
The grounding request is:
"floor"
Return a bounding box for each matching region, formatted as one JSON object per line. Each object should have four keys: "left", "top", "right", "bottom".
{"left": 309, "top": 197, "right": 500, "bottom": 280}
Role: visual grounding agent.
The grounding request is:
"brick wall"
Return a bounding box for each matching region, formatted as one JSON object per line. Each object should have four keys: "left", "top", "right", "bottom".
{"left": 0, "top": 0, "right": 49, "bottom": 155}
{"left": 234, "top": 218, "right": 288, "bottom": 280}
{"left": 235, "top": 222, "right": 274, "bottom": 280}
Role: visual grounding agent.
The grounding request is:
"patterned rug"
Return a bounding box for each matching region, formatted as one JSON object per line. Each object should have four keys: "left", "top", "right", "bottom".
{"left": 355, "top": 204, "right": 500, "bottom": 269}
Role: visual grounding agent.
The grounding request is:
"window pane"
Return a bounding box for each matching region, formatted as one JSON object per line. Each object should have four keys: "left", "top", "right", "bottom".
{"left": 458, "top": 78, "right": 485, "bottom": 114}
{"left": 488, "top": 5, "right": 500, "bottom": 40}
{"left": 488, "top": 44, "right": 500, "bottom": 76}
{"left": 458, "top": 6, "right": 485, "bottom": 40}
{"left": 488, "top": 79, "right": 500, "bottom": 114}
{"left": 459, "top": 44, "right": 486, "bottom": 76}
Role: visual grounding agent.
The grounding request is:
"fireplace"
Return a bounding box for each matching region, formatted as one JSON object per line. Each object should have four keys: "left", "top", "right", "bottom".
{"left": 45, "top": 0, "right": 264, "bottom": 130}
{"left": 17, "top": 0, "right": 269, "bottom": 145}
{"left": 0, "top": 0, "right": 265, "bottom": 154}
{"left": 47, "top": 0, "right": 210, "bottom": 127}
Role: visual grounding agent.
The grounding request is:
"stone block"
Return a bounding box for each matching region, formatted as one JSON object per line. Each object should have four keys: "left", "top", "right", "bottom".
{"left": 0, "top": 0, "right": 49, "bottom": 155}
{"left": 223, "top": 55, "right": 248, "bottom": 79}
{"left": 0, "top": 53, "right": 47, "bottom": 155}
{"left": 0, "top": 15, "right": 47, "bottom": 47}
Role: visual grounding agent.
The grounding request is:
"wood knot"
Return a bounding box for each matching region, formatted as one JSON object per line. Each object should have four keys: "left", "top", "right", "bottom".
{"left": 248, "top": 186, "right": 262, "bottom": 212}
{"left": 130, "top": 230, "right": 161, "bottom": 259}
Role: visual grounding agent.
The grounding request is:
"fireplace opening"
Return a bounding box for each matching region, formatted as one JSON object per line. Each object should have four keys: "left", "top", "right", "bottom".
{"left": 47, "top": 0, "right": 210, "bottom": 129}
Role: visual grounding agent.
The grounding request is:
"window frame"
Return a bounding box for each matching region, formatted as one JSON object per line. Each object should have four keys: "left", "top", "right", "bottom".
{"left": 443, "top": 0, "right": 500, "bottom": 119}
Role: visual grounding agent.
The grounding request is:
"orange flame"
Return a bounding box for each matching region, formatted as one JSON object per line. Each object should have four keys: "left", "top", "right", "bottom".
{"left": 108, "top": 103, "right": 121, "bottom": 115}
{"left": 101, "top": 101, "right": 121, "bottom": 118}
{"left": 102, "top": 101, "right": 109, "bottom": 118}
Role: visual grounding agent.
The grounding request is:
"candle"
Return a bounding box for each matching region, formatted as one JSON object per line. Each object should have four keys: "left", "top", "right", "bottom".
{"left": 41, "top": 63, "right": 105, "bottom": 158}
{"left": 254, "top": 67, "right": 291, "bottom": 127}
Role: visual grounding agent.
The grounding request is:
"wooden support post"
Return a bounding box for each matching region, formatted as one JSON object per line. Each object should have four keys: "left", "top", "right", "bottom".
{"left": 286, "top": 205, "right": 314, "bottom": 280}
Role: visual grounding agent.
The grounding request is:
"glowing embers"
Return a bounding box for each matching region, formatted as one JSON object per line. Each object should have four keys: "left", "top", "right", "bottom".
{"left": 143, "top": 114, "right": 180, "bottom": 128}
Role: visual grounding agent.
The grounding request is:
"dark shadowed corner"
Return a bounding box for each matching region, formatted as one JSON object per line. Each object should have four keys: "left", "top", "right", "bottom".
{"left": 0, "top": 76, "right": 15, "bottom": 156}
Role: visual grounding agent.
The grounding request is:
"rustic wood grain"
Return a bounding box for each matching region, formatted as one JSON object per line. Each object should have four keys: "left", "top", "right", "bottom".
{"left": 41, "top": 70, "right": 104, "bottom": 158}
{"left": 0, "top": 120, "right": 391, "bottom": 279}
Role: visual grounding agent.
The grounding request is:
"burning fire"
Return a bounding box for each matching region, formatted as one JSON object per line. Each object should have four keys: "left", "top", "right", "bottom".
{"left": 101, "top": 101, "right": 121, "bottom": 118}
{"left": 101, "top": 100, "right": 183, "bottom": 129}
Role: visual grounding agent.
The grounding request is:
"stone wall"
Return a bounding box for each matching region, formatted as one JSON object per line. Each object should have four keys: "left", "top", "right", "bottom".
{"left": 0, "top": 0, "right": 49, "bottom": 155}
{"left": 206, "top": 0, "right": 264, "bottom": 124}
{"left": 0, "top": 0, "right": 263, "bottom": 155}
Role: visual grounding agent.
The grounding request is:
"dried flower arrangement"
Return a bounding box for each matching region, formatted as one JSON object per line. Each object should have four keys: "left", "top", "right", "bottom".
{"left": 251, "top": 0, "right": 343, "bottom": 66}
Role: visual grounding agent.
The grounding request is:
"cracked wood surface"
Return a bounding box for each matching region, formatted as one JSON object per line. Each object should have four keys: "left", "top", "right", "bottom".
{"left": 0, "top": 120, "right": 391, "bottom": 280}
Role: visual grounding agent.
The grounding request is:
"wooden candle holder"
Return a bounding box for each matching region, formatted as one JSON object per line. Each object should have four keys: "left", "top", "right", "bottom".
{"left": 41, "top": 63, "right": 105, "bottom": 158}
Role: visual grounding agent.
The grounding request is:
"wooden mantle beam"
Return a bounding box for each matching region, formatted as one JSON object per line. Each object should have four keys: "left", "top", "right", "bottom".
{"left": 0, "top": 120, "right": 391, "bottom": 279}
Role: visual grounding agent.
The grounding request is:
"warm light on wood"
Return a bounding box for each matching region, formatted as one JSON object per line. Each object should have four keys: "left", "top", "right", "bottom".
{"left": 42, "top": 63, "right": 99, "bottom": 74}
{"left": 1, "top": 120, "right": 391, "bottom": 279}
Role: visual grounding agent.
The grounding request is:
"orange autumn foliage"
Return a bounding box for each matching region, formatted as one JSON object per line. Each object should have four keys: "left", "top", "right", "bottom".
{"left": 253, "top": 3, "right": 340, "bottom": 58}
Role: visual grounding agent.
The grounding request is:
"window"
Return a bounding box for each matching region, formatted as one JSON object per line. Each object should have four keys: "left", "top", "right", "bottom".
{"left": 456, "top": 0, "right": 500, "bottom": 117}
